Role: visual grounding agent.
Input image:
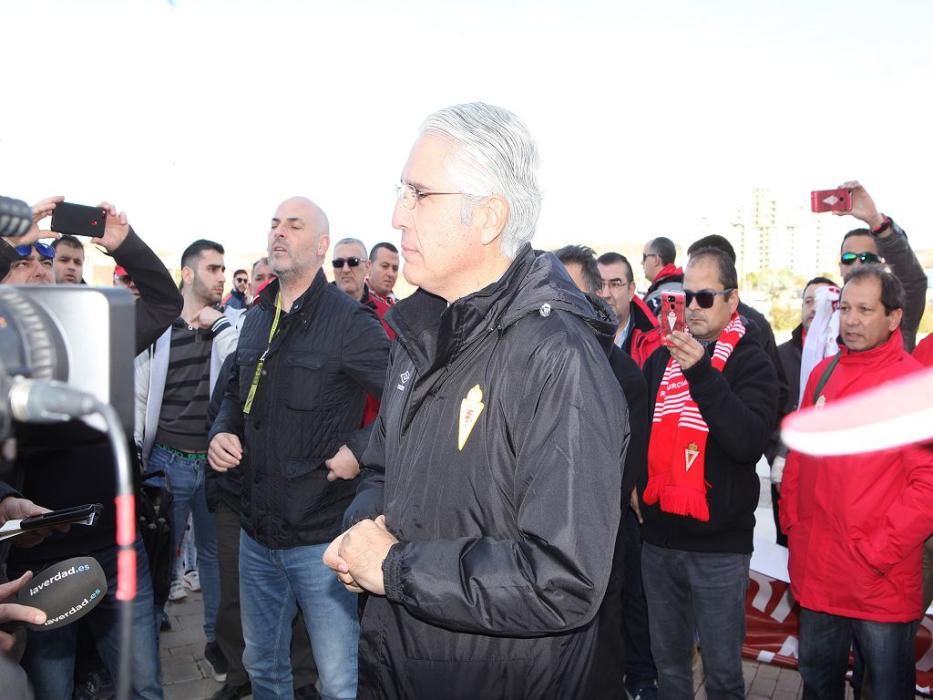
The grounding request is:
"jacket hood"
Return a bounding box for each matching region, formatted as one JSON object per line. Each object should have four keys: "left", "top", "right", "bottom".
{"left": 387, "top": 244, "right": 616, "bottom": 375}
{"left": 647, "top": 263, "right": 684, "bottom": 294}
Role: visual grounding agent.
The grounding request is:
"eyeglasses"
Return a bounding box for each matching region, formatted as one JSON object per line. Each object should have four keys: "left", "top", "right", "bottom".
{"left": 641, "top": 252, "right": 659, "bottom": 263}
{"left": 234, "top": 277, "right": 248, "bottom": 284}
{"left": 599, "top": 278, "right": 631, "bottom": 291}
{"left": 395, "top": 183, "right": 464, "bottom": 210}
{"left": 683, "top": 288, "right": 735, "bottom": 309}
{"left": 332, "top": 257, "right": 362, "bottom": 269}
{"left": 840, "top": 252, "right": 884, "bottom": 266}
{"left": 15, "top": 242, "right": 55, "bottom": 259}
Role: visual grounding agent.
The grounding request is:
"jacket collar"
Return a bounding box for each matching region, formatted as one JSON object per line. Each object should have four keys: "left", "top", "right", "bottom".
{"left": 791, "top": 323, "right": 804, "bottom": 350}
{"left": 386, "top": 244, "right": 615, "bottom": 377}
{"left": 838, "top": 327, "right": 907, "bottom": 367}
{"left": 258, "top": 267, "right": 327, "bottom": 316}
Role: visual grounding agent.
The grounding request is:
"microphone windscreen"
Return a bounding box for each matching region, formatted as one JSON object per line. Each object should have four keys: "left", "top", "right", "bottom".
{"left": 15, "top": 557, "right": 108, "bottom": 631}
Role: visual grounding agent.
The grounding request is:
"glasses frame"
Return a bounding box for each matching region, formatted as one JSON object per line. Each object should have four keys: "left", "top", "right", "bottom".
{"left": 332, "top": 257, "right": 362, "bottom": 269}
{"left": 599, "top": 278, "right": 632, "bottom": 291}
{"left": 395, "top": 183, "right": 465, "bottom": 210}
{"left": 683, "top": 287, "right": 736, "bottom": 309}
{"left": 15, "top": 242, "right": 55, "bottom": 259}
{"left": 840, "top": 251, "right": 884, "bottom": 266}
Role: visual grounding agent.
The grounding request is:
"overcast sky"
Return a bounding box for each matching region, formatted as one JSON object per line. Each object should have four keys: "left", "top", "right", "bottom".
{"left": 3, "top": 0, "right": 932, "bottom": 264}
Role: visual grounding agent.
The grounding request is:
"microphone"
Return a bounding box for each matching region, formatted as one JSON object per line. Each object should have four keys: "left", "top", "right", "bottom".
{"left": 0, "top": 196, "right": 32, "bottom": 237}
{"left": 9, "top": 557, "right": 108, "bottom": 631}
{"left": 8, "top": 379, "right": 98, "bottom": 423}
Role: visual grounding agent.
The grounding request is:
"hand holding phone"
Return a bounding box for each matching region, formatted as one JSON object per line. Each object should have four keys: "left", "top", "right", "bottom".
{"left": 0, "top": 503, "right": 102, "bottom": 544}
{"left": 810, "top": 188, "right": 852, "bottom": 214}
{"left": 19, "top": 503, "right": 102, "bottom": 530}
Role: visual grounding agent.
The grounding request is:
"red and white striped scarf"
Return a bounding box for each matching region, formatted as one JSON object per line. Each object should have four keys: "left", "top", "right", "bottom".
{"left": 642, "top": 313, "right": 746, "bottom": 521}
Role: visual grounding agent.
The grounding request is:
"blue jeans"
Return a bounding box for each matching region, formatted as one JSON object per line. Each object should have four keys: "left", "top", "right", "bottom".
{"left": 642, "top": 542, "right": 750, "bottom": 700}
{"left": 12, "top": 538, "right": 162, "bottom": 700}
{"left": 148, "top": 443, "right": 220, "bottom": 641}
{"left": 799, "top": 607, "right": 915, "bottom": 700}
{"left": 239, "top": 530, "right": 358, "bottom": 700}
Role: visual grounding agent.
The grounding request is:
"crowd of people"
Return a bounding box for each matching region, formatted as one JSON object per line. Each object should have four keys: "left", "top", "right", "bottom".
{"left": 0, "top": 102, "right": 931, "bottom": 700}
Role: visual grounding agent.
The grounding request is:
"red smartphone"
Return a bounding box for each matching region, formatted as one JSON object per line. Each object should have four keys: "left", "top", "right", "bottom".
{"left": 660, "top": 291, "right": 686, "bottom": 335}
{"left": 50, "top": 202, "right": 107, "bottom": 238}
{"left": 810, "top": 188, "right": 852, "bottom": 213}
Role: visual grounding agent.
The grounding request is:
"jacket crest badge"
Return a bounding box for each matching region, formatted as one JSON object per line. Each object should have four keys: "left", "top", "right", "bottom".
{"left": 684, "top": 441, "right": 700, "bottom": 472}
{"left": 458, "top": 385, "right": 485, "bottom": 451}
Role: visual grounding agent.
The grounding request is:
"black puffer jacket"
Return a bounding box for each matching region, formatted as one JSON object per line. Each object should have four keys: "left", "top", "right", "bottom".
{"left": 210, "top": 269, "right": 390, "bottom": 549}
{"left": 346, "top": 246, "right": 629, "bottom": 699}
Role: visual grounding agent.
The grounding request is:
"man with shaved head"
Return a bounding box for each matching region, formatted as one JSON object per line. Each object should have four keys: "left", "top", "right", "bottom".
{"left": 209, "top": 196, "right": 391, "bottom": 699}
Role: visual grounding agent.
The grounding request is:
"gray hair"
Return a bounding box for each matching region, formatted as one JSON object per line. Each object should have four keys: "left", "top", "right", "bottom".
{"left": 333, "top": 237, "right": 368, "bottom": 259}
{"left": 421, "top": 102, "right": 541, "bottom": 259}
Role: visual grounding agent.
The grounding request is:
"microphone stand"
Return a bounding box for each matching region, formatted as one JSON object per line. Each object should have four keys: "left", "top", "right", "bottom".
{"left": 8, "top": 380, "right": 136, "bottom": 700}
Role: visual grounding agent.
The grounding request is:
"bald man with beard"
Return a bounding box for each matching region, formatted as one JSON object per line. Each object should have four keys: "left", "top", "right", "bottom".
{"left": 208, "top": 197, "right": 390, "bottom": 700}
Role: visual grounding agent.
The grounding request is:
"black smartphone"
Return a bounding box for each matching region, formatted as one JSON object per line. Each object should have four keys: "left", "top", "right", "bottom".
{"left": 20, "top": 503, "right": 102, "bottom": 530}
{"left": 50, "top": 202, "right": 107, "bottom": 238}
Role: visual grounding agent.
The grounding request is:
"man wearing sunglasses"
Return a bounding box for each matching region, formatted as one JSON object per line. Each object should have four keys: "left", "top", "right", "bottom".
{"left": 8, "top": 201, "right": 182, "bottom": 699}
{"left": 332, "top": 238, "right": 395, "bottom": 430}
{"left": 224, "top": 269, "right": 249, "bottom": 310}
{"left": 331, "top": 238, "right": 391, "bottom": 335}
{"left": 781, "top": 266, "right": 933, "bottom": 698}
{"left": 1, "top": 241, "right": 56, "bottom": 285}
{"left": 637, "top": 247, "right": 778, "bottom": 698}
{"left": 642, "top": 237, "right": 683, "bottom": 318}
{"left": 836, "top": 180, "right": 926, "bottom": 351}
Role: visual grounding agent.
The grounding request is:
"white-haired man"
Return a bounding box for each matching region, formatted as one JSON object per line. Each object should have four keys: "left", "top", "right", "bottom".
{"left": 325, "top": 103, "right": 628, "bottom": 699}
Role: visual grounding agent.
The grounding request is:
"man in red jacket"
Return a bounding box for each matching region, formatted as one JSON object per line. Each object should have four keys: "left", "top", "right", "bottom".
{"left": 781, "top": 265, "right": 933, "bottom": 699}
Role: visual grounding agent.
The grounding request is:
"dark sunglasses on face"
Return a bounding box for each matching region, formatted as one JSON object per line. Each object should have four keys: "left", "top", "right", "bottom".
{"left": 235, "top": 277, "right": 248, "bottom": 283}
{"left": 15, "top": 242, "right": 55, "bottom": 259}
{"left": 840, "top": 251, "right": 883, "bottom": 266}
{"left": 683, "top": 288, "right": 735, "bottom": 309}
{"left": 332, "top": 257, "right": 361, "bottom": 269}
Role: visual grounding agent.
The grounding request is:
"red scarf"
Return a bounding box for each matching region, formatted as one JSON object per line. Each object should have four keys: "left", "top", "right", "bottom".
{"left": 643, "top": 313, "right": 746, "bottom": 521}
